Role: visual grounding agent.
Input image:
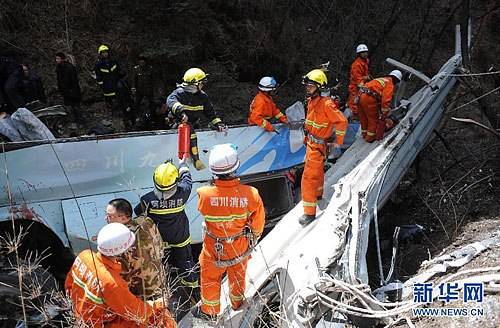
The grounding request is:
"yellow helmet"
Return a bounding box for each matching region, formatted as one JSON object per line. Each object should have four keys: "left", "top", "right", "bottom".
{"left": 98, "top": 44, "right": 109, "bottom": 54}
{"left": 153, "top": 162, "right": 179, "bottom": 191}
{"left": 183, "top": 68, "right": 208, "bottom": 85}
{"left": 302, "top": 69, "right": 328, "bottom": 88}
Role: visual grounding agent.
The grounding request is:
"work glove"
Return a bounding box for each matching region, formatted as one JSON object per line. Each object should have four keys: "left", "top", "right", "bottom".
{"left": 180, "top": 112, "right": 189, "bottom": 123}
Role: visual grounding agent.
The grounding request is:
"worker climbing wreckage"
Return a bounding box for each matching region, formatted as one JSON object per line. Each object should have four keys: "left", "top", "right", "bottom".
{"left": 167, "top": 68, "right": 226, "bottom": 170}
{"left": 193, "top": 143, "right": 265, "bottom": 321}
{"left": 248, "top": 76, "right": 289, "bottom": 132}
{"left": 356, "top": 69, "right": 402, "bottom": 142}
{"left": 105, "top": 198, "right": 164, "bottom": 300}
{"left": 65, "top": 222, "right": 176, "bottom": 327}
{"left": 134, "top": 158, "right": 200, "bottom": 301}
{"left": 347, "top": 44, "right": 371, "bottom": 119}
{"left": 300, "top": 69, "right": 348, "bottom": 225}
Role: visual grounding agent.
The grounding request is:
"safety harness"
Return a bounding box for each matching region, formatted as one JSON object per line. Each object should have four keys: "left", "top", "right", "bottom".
{"left": 203, "top": 225, "right": 256, "bottom": 268}
{"left": 357, "top": 85, "right": 381, "bottom": 101}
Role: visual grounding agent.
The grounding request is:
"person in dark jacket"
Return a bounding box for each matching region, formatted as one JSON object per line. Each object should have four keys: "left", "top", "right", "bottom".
{"left": 0, "top": 57, "right": 25, "bottom": 112}
{"left": 134, "top": 158, "right": 199, "bottom": 297}
{"left": 55, "top": 52, "right": 84, "bottom": 124}
{"left": 21, "top": 64, "right": 46, "bottom": 104}
{"left": 166, "top": 68, "right": 225, "bottom": 170}
{"left": 132, "top": 55, "right": 155, "bottom": 124}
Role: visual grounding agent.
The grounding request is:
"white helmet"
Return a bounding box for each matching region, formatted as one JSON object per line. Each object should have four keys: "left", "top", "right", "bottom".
{"left": 389, "top": 70, "right": 402, "bottom": 81}
{"left": 97, "top": 223, "right": 135, "bottom": 257}
{"left": 356, "top": 44, "right": 369, "bottom": 54}
{"left": 258, "top": 76, "right": 278, "bottom": 92}
{"left": 209, "top": 143, "right": 240, "bottom": 176}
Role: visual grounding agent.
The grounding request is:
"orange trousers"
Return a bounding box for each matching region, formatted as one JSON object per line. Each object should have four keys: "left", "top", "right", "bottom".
{"left": 347, "top": 92, "right": 358, "bottom": 116}
{"left": 301, "top": 143, "right": 326, "bottom": 216}
{"left": 199, "top": 250, "right": 249, "bottom": 315}
{"left": 358, "top": 94, "right": 379, "bottom": 142}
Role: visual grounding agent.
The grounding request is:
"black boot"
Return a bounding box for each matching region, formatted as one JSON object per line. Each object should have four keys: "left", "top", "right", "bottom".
{"left": 299, "top": 214, "right": 316, "bottom": 225}
{"left": 191, "top": 305, "right": 216, "bottom": 322}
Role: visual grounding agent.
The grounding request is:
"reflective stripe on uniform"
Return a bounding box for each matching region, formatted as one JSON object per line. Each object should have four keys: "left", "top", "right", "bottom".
{"left": 149, "top": 204, "right": 186, "bottom": 215}
{"left": 229, "top": 293, "right": 244, "bottom": 302}
{"left": 97, "top": 81, "right": 103, "bottom": 85}
{"left": 72, "top": 271, "right": 104, "bottom": 305}
{"left": 190, "top": 133, "right": 197, "bottom": 139}
{"left": 183, "top": 104, "right": 204, "bottom": 111}
{"left": 381, "top": 107, "right": 390, "bottom": 113}
{"left": 211, "top": 118, "right": 222, "bottom": 125}
{"left": 335, "top": 130, "right": 346, "bottom": 136}
{"left": 181, "top": 278, "right": 199, "bottom": 288}
{"left": 367, "top": 131, "right": 376, "bottom": 136}
{"left": 100, "top": 68, "right": 109, "bottom": 73}
{"left": 201, "top": 296, "right": 220, "bottom": 306}
{"left": 375, "top": 78, "right": 386, "bottom": 87}
{"left": 192, "top": 147, "right": 199, "bottom": 155}
{"left": 103, "top": 92, "right": 116, "bottom": 97}
{"left": 164, "top": 236, "right": 191, "bottom": 249}
{"left": 305, "top": 119, "right": 328, "bottom": 129}
{"left": 110, "top": 64, "right": 117, "bottom": 71}
{"left": 260, "top": 120, "right": 268, "bottom": 128}
{"left": 172, "top": 102, "right": 183, "bottom": 113}
{"left": 204, "top": 212, "right": 249, "bottom": 223}
{"left": 303, "top": 201, "right": 317, "bottom": 207}
{"left": 275, "top": 112, "right": 284, "bottom": 119}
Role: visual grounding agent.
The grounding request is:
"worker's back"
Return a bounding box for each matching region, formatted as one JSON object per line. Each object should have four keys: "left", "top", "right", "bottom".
{"left": 197, "top": 178, "right": 265, "bottom": 260}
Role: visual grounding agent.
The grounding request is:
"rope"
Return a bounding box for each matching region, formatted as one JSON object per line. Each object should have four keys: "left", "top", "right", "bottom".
{"left": 447, "top": 85, "right": 500, "bottom": 113}
{"left": 450, "top": 70, "right": 500, "bottom": 77}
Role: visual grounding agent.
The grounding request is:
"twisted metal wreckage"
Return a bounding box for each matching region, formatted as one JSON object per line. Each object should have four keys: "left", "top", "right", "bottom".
{"left": 3, "top": 46, "right": 497, "bottom": 326}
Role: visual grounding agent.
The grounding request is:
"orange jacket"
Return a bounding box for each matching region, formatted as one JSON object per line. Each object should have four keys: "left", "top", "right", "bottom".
{"left": 305, "top": 96, "right": 348, "bottom": 145}
{"left": 364, "top": 77, "right": 395, "bottom": 114}
{"left": 248, "top": 91, "right": 288, "bottom": 132}
{"left": 348, "top": 57, "right": 370, "bottom": 95}
{"left": 197, "top": 178, "right": 265, "bottom": 260}
{"left": 65, "top": 250, "right": 159, "bottom": 328}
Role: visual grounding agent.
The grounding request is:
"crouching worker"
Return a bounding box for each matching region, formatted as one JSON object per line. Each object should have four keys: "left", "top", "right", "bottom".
{"left": 357, "top": 70, "right": 402, "bottom": 142}
{"left": 166, "top": 68, "right": 226, "bottom": 170}
{"left": 248, "top": 76, "right": 288, "bottom": 132}
{"left": 65, "top": 222, "right": 176, "bottom": 327}
{"left": 192, "top": 143, "right": 265, "bottom": 321}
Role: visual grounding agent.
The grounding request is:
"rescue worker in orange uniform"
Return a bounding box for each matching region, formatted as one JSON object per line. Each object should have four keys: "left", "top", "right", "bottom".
{"left": 347, "top": 44, "right": 371, "bottom": 118}
{"left": 357, "top": 70, "right": 402, "bottom": 142}
{"left": 248, "top": 76, "right": 288, "bottom": 132}
{"left": 300, "top": 69, "right": 348, "bottom": 225}
{"left": 65, "top": 223, "right": 176, "bottom": 328}
{"left": 193, "top": 143, "right": 265, "bottom": 320}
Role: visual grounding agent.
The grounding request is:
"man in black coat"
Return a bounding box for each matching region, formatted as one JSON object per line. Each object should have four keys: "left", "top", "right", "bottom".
{"left": 55, "top": 52, "right": 84, "bottom": 125}
{"left": 0, "top": 57, "right": 25, "bottom": 112}
{"left": 21, "top": 64, "right": 46, "bottom": 104}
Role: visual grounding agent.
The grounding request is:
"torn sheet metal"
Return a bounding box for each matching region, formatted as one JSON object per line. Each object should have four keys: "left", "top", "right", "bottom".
{"left": 403, "top": 228, "right": 500, "bottom": 296}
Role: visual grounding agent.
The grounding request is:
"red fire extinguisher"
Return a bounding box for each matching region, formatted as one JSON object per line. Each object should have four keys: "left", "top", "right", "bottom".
{"left": 178, "top": 123, "right": 190, "bottom": 160}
